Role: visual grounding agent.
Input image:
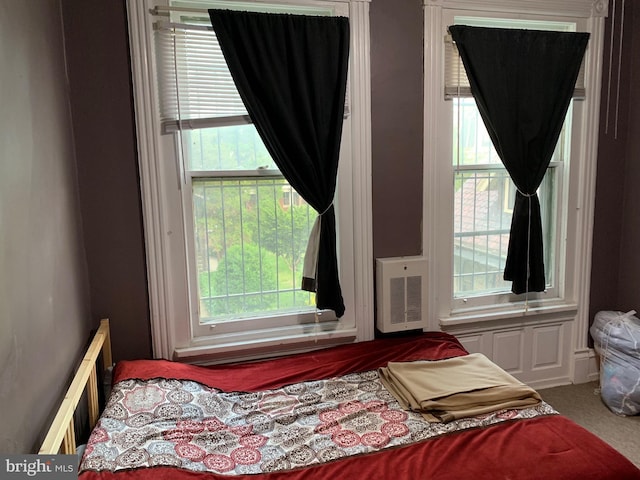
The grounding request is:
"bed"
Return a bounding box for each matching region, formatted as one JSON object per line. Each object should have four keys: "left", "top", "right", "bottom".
{"left": 41, "top": 319, "right": 640, "bottom": 479}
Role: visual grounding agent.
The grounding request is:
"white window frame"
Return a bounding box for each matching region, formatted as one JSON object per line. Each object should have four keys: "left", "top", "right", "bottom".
{"left": 126, "top": 0, "right": 373, "bottom": 361}
{"left": 423, "top": 0, "right": 606, "bottom": 352}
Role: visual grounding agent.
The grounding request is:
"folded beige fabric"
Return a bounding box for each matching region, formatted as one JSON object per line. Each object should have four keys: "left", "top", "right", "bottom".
{"left": 379, "top": 353, "right": 541, "bottom": 423}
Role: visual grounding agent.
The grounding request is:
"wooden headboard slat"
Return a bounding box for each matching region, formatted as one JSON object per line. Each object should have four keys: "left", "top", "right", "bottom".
{"left": 62, "top": 419, "right": 76, "bottom": 455}
{"left": 88, "top": 366, "right": 99, "bottom": 429}
{"left": 39, "top": 318, "right": 111, "bottom": 455}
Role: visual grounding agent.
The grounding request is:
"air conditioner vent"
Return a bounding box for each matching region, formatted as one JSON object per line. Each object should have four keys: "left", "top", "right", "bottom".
{"left": 376, "top": 256, "right": 428, "bottom": 333}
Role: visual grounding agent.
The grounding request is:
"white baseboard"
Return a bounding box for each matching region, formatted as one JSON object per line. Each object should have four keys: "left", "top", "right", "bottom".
{"left": 528, "top": 376, "right": 572, "bottom": 390}
{"left": 572, "top": 348, "right": 600, "bottom": 384}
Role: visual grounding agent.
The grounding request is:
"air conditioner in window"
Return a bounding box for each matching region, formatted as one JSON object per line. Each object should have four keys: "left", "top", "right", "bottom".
{"left": 376, "top": 256, "right": 428, "bottom": 333}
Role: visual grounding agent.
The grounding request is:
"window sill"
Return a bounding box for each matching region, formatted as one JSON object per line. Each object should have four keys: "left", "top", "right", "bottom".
{"left": 173, "top": 327, "right": 357, "bottom": 364}
{"left": 439, "top": 302, "right": 578, "bottom": 332}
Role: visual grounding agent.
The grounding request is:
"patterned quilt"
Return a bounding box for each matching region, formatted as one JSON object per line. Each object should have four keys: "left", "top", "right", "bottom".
{"left": 80, "top": 369, "right": 557, "bottom": 476}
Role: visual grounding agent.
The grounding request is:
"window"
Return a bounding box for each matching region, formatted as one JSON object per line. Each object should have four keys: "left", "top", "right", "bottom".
{"left": 447, "top": 16, "right": 578, "bottom": 310}
{"left": 127, "top": 0, "right": 373, "bottom": 360}
{"left": 424, "top": 2, "right": 597, "bottom": 324}
{"left": 452, "top": 97, "right": 566, "bottom": 304}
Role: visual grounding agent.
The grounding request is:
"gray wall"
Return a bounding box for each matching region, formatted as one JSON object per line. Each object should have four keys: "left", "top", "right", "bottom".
{"left": 0, "top": 0, "right": 91, "bottom": 453}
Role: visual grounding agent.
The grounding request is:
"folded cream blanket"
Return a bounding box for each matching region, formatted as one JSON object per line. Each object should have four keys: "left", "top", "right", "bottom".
{"left": 378, "top": 353, "right": 541, "bottom": 423}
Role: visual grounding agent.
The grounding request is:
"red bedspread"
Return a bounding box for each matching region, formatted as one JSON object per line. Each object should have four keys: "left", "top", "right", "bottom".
{"left": 80, "top": 332, "right": 640, "bottom": 480}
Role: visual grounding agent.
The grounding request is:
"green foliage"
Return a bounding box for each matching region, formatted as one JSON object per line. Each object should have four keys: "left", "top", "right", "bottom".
{"left": 203, "top": 243, "right": 278, "bottom": 316}
{"left": 217, "top": 243, "right": 278, "bottom": 293}
{"left": 251, "top": 185, "right": 316, "bottom": 273}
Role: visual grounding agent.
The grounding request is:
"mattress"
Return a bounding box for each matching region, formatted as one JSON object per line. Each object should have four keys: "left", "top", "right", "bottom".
{"left": 78, "top": 332, "right": 640, "bottom": 480}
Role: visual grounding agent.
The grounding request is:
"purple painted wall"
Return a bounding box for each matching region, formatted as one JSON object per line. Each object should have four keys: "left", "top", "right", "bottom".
{"left": 589, "top": 1, "right": 638, "bottom": 325}
{"left": 371, "top": 0, "right": 424, "bottom": 259}
{"left": 61, "top": 0, "right": 152, "bottom": 361}
{"left": 614, "top": 2, "right": 640, "bottom": 313}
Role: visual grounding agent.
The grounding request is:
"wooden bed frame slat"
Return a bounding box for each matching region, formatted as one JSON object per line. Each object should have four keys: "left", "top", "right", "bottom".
{"left": 39, "top": 318, "right": 112, "bottom": 455}
{"left": 88, "top": 367, "right": 99, "bottom": 429}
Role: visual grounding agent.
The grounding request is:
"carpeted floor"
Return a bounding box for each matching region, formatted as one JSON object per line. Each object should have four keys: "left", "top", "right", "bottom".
{"left": 538, "top": 381, "right": 640, "bottom": 468}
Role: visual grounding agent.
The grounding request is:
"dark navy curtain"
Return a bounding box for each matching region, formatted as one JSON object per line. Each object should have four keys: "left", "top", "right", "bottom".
{"left": 209, "top": 10, "right": 349, "bottom": 316}
{"left": 449, "top": 25, "right": 589, "bottom": 294}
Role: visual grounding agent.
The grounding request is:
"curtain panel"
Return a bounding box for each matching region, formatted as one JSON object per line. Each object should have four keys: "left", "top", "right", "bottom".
{"left": 448, "top": 25, "right": 589, "bottom": 295}
{"left": 208, "top": 9, "right": 349, "bottom": 317}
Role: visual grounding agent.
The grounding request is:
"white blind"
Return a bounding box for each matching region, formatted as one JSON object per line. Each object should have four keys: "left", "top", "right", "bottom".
{"left": 444, "top": 34, "right": 586, "bottom": 99}
{"left": 155, "top": 23, "right": 250, "bottom": 133}
{"left": 155, "top": 18, "right": 350, "bottom": 134}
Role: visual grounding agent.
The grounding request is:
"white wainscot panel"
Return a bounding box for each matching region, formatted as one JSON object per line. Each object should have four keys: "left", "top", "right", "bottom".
{"left": 532, "top": 324, "right": 563, "bottom": 370}
{"left": 440, "top": 315, "right": 574, "bottom": 389}
{"left": 492, "top": 330, "right": 524, "bottom": 374}
{"left": 456, "top": 334, "right": 485, "bottom": 354}
{"left": 525, "top": 322, "right": 572, "bottom": 388}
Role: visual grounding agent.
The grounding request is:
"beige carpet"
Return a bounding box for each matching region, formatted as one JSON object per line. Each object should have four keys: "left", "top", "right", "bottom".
{"left": 539, "top": 381, "right": 640, "bottom": 468}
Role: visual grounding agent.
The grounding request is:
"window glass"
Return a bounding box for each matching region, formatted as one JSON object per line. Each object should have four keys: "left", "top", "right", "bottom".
{"left": 183, "top": 126, "right": 275, "bottom": 171}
